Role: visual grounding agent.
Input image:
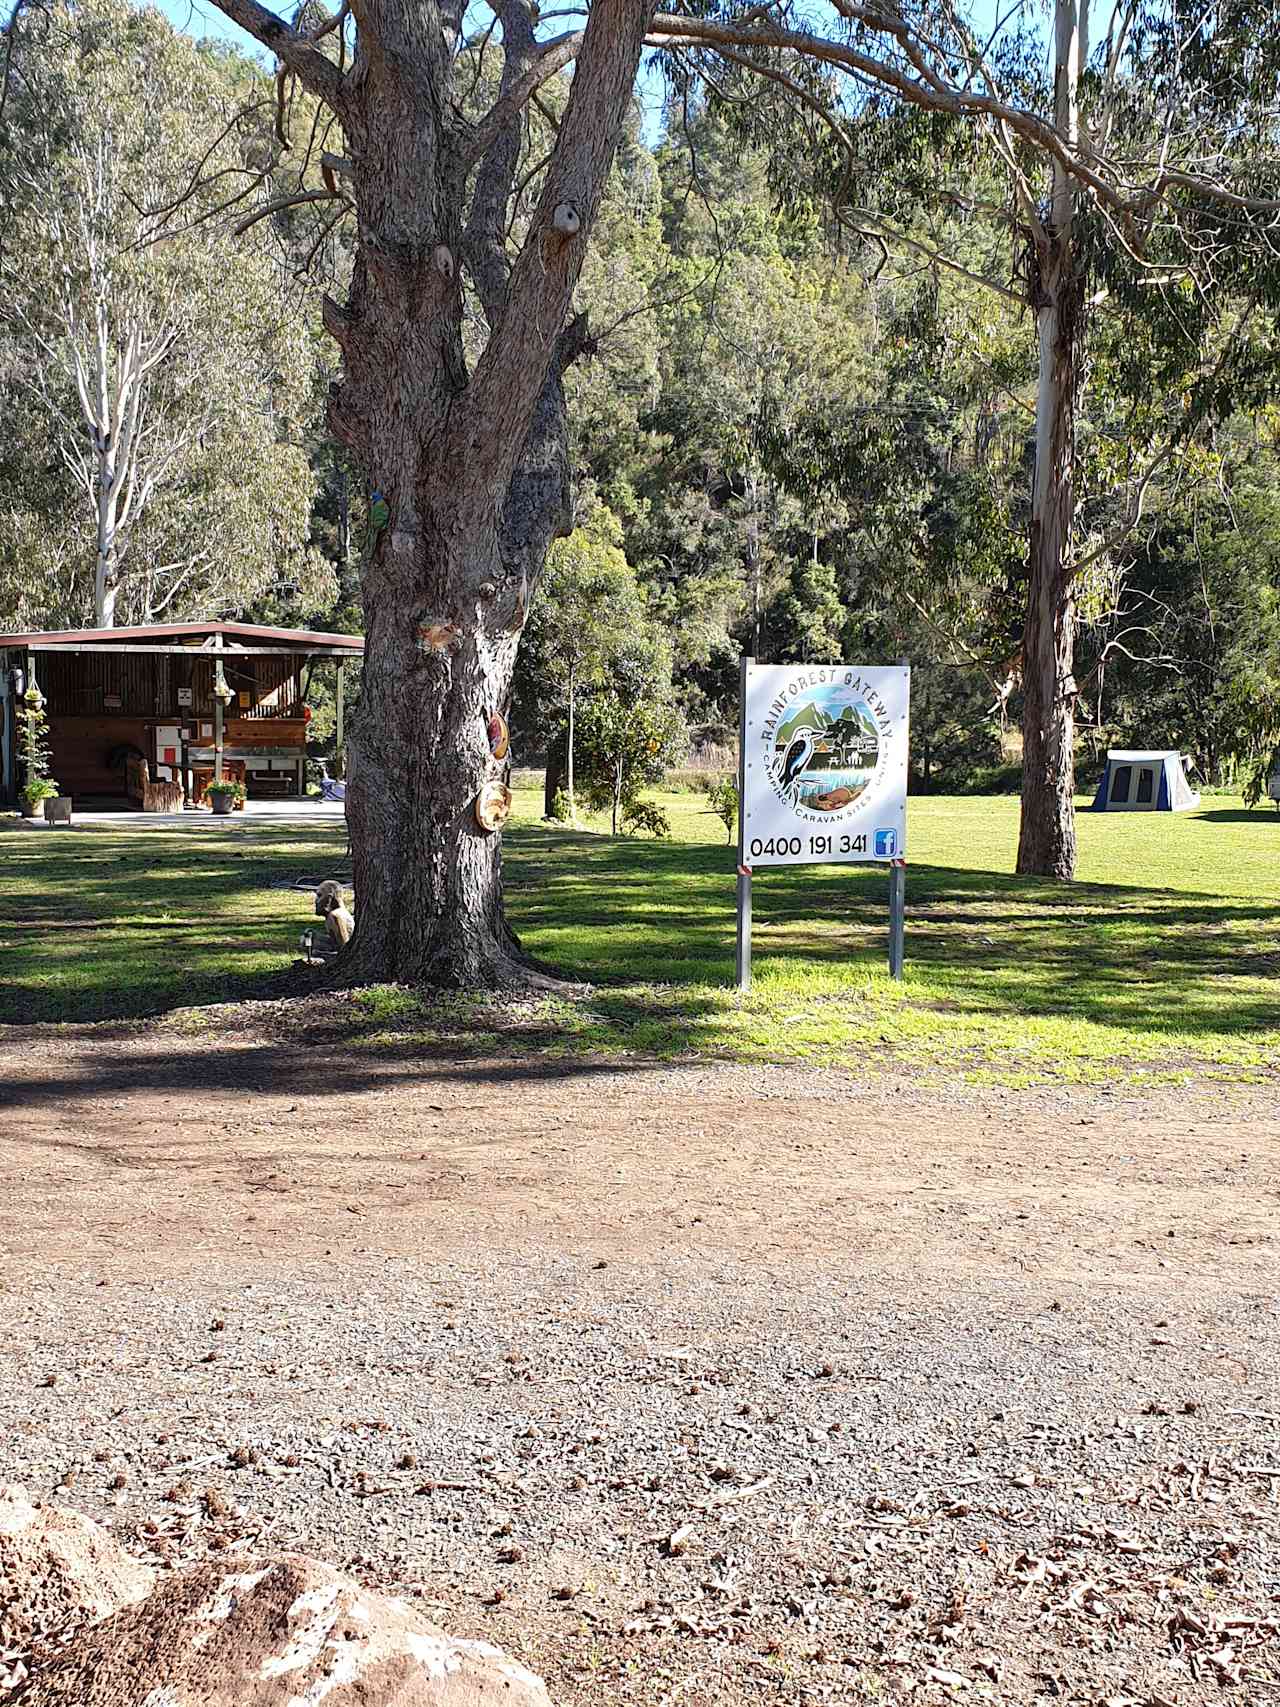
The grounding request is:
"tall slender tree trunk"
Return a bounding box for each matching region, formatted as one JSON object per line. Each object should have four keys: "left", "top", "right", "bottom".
{"left": 1016, "top": 0, "right": 1086, "bottom": 880}
{"left": 95, "top": 522, "right": 119, "bottom": 627}
{"left": 566, "top": 660, "right": 576, "bottom": 811}
{"left": 336, "top": 458, "right": 351, "bottom": 569}
{"left": 1016, "top": 235, "right": 1082, "bottom": 878}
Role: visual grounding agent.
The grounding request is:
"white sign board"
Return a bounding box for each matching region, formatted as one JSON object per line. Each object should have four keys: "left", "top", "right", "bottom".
{"left": 740, "top": 663, "right": 910, "bottom": 866}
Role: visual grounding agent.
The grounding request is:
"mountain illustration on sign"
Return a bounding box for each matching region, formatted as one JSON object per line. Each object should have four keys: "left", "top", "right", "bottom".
{"left": 772, "top": 686, "right": 880, "bottom": 811}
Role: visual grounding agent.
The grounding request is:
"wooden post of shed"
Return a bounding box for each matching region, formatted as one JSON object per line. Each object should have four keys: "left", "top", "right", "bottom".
{"left": 23, "top": 651, "right": 37, "bottom": 801}
{"left": 335, "top": 658, "right": 345, "bottom": 776}
{"left": 213, "top": 635, "right": 225, "bottom": 788}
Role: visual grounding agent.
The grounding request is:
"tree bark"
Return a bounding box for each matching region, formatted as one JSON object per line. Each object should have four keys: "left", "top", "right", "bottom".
{"left": 566, "top": 660, "right": 575, "bottom": 811}
{"left": 1016, "top": 0, "right": 1085, "bottom": 881}
{"left": 1016, "top": 234, "right": 1082, "bottom": 880}
{"left": 95, "top": 534, "right": 119, "bottom": 627}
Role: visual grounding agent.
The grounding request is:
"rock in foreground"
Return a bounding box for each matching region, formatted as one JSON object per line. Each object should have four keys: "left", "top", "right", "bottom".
{"left": 0, "top": 1483, "right": 153, "bottom": 1654}
{"left": 15, "top": 1552, "right": 553, "bottom": 1706}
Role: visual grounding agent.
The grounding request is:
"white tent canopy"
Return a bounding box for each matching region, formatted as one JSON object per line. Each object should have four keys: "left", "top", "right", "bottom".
{"left": 1091, "top": 750, "right": 1200, "bottom": 813}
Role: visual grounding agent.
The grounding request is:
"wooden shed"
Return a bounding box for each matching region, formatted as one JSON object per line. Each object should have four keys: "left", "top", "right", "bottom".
{"left": 0, "top": 621, "right": 363, "bottom": 809}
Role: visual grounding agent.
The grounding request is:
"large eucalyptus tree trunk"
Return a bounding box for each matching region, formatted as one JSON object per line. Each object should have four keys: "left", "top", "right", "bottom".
{"left": 1016, "top": 0, "right": 1086, "bottom": 880}
{"left": 258, "top": 0, "right": 655, "bottom": 987}
{"left": 1016, "top": 234, "right": 1082, "bottom": 880}
{"left": 341, "top": 373, "right": 574, "bottom": 986}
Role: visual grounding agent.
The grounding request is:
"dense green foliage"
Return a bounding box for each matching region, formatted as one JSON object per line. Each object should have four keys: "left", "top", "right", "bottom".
{"left": 2, "top": 1, "right": 1279, "bottom": 797}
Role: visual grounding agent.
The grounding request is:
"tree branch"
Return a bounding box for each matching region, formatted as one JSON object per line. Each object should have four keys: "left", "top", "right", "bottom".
{"left": 205, "top": 0, "right": 347, "bottom": 112}
{"left": 461, "top": 30, "right": 584, "bottom": 174}
{"left": 453, "top": 0, "right": 652, "bottom": 528}
{"left": 232, "top": 186, "right": 346, "bottom": 235}
{"left": 462, "top": 0, "right": 539, "bottom": 326}
{"left": 836, "top": 205, "right": 1024, "bottom": 305}
{"left": 647, "top": 13, "right": 1135, "bottom": 216}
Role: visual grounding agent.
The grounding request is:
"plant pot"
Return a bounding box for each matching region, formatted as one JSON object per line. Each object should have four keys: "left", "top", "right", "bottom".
{"left": 210, "top": 794, "right": 234, "bottom": 816}
{"left": 20, "top": 800, "right": 41, "bottom": 819}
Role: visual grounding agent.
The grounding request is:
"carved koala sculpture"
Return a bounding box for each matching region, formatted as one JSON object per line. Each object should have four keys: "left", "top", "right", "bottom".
{"left": 302, "top": 879, "right": 355, "bottom": 960}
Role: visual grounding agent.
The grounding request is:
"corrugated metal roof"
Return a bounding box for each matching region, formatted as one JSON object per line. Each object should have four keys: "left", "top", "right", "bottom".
{"left": 0, "top": 620, "right": 363, "bottom": 651}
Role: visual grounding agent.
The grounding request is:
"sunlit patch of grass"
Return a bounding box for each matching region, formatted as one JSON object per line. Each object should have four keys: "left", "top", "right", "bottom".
{"left": 2, "top": 789, "right": 1279, "bottom": 1087}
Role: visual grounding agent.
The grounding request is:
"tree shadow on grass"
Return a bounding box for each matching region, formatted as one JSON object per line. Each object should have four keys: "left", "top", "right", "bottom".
{"left": 505, "top": 828, "right": 1280, "bottom": 1044}
{"left": 1, "top": 817, "right": 1277, "bottom": 1049}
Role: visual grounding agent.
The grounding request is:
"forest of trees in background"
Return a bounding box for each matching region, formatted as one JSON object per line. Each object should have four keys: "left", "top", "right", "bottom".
{"left": 3, "top": 0, "right": 1280, "bottom": 799}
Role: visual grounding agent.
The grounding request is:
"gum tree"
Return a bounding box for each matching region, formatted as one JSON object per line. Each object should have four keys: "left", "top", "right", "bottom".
{"left": 0, "top": 0, "right": 328, "bottom": 628}
{"left": 197, "top": 0, "right": 652, "bottom": 985}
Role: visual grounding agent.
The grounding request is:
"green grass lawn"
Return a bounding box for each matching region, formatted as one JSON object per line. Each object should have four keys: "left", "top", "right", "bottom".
{"left": 2, "top": 789, "right": 1277, "bottom": 1085}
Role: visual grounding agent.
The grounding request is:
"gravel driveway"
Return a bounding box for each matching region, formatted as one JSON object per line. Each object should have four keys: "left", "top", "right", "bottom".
{"left": 1, "top": 1016, "right": 1277, "bottom": 1703}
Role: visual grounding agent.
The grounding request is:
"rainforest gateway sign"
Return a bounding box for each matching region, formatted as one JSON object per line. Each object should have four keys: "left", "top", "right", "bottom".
{"left": 740, "top": 663, "right": 910, "bottom": 866}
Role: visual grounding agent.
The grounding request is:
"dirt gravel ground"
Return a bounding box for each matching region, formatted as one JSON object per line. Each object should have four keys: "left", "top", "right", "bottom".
{"left": 1, "top": 1013, "right": 1278, "bottom": 1704}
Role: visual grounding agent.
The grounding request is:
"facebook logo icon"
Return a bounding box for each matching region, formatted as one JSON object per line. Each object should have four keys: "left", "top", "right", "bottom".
{"left": 874, "top": 828, "right": 898, "bottom": 858}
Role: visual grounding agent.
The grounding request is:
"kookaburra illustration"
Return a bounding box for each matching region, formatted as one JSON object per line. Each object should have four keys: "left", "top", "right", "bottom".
{"left": 778, "top": 728, "right": 816, "bottom": 795}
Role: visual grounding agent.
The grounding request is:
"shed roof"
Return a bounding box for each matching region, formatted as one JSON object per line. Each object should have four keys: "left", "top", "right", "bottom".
{"left": 0, "top": 620, "right": 363, "bottom": 655}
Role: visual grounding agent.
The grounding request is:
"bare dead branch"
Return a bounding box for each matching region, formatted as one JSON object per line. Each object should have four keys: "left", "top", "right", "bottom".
{"left": 144, "top": 100, "right": 275, "bottom": 220}
{"left": 232, "top": 185, "right": 345, "bottom": 235}
{"left": 836, "top": 206, "right": 1025, "bottom": 305}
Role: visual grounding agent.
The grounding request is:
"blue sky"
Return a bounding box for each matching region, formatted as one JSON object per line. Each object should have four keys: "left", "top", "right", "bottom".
{"left": 156, "top": 0, "right": 264, "bottom": 54}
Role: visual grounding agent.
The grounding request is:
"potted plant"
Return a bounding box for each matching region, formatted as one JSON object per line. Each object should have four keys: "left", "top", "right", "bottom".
{"left": 16, "top": 686, "right": 57, "bottom": 818}
{"left": 19, "top": 776, "right": 59, "bottom": 819}
{"left": 206, "top": 778, "right": 246, "bottom": 816}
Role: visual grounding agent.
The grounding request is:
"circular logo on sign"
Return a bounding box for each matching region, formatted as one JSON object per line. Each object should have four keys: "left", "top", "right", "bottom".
{"left": 769, "top": 682, "right": 883, "bottom": 817}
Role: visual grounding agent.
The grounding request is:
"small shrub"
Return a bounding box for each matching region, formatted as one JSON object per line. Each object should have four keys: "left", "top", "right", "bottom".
{"left": 705, "top": 778, "right": 738, "bottom": 843}
{"left": 547, "top": 787, "right": 576, "bottom": 823}
{"left": 20, "top": 775, "right": 60, "bottom": 806}
{"left": 622, "top": 797, "right": 671, "bottom": 838}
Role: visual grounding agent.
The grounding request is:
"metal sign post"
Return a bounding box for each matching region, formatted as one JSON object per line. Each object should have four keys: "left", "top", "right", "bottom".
{"left": 735, "top": 653, "right": 753, "bottom": 991}
{"left": 888, "top": 858, "right": 906, "bottom": 980}
{"left": 736, "top": 659, "right": 910, "bottom": 986}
